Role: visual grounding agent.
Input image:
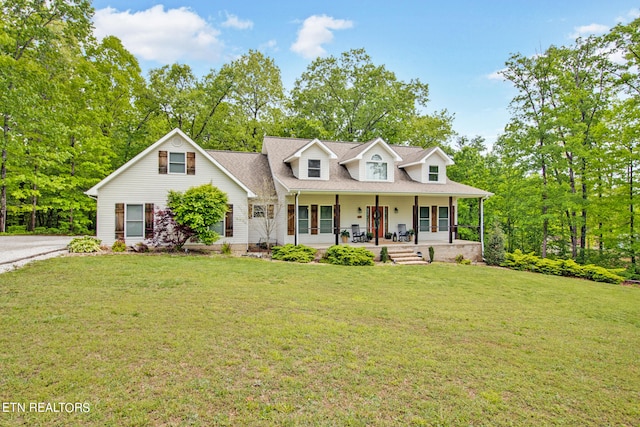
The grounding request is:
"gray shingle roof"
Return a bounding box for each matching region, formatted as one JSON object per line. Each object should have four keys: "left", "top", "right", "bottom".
{"left": 206, "top": 150, "right": 275, "bottom": 197}
{"left": 261, "top": 136, "right": 492, "bottom": 197}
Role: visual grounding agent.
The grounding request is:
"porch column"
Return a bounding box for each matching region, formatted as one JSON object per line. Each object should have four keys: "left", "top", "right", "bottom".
{"left": 480, "top": 197, "right": 485, "bottom": 258}
{"left": 413, "top": 195, "right": 419, "bottom": 244}
{"left": 374, "top": 195, "right": 379, "bottom": 246}
{"left": 294, "top": 192, "right": 299, "bottom": 246}
{"left": 449, "top": 196, "right": 453, "bottom": 244}
{"left": 334, "top": 194, "right": 340, "bottom": 245}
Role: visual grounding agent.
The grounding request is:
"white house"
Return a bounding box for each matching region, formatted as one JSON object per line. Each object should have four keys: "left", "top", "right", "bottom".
{"left": 86, "top": 128, "right": 492, "bottom": 259}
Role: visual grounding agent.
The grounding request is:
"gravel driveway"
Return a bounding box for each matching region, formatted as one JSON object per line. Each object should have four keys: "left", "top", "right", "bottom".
{"left": 0, "top": 235, "right": 74, "bottom": 273}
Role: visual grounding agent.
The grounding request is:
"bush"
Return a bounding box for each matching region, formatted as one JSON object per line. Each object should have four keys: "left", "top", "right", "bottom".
{"left": 502, "top": 250, "right": 624, "bottom": 284}
{"left": 484, "top": 224, "right": 505, "bottom": 266}
{"left": 68, "top": 236, "right": 102, "bottom": 253}
{"left": 380, "top": 246, "right": 389, "bottom": 263}
{"left": 112, "top": 239, "right": 127, "bottom": 252}
{"left": 428, "top": 246, "right": 435, "bottom": 263}
{"left": 221, "top": 241, "right": 232, "bottom": 255}
{"left": 271, "top": 244, "right": 317, "bottom": 263}
{"left": 324, "top": 245, "right": 374, "bottom": 266}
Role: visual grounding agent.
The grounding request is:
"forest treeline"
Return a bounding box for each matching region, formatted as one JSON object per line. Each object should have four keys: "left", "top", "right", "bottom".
{"left": 1, "top": 1, "right": 639, "bottom": 272}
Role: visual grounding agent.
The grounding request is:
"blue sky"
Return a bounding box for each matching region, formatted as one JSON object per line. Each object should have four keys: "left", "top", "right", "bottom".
{"left": 91, "top": 1, "right": 640, "bottom": 145}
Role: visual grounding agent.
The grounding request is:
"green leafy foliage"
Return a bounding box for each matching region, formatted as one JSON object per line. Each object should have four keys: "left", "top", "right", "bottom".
{"left": 167, "top": 184, "right": 228, "bottom": 246}
{"left": 271, "top": 244, "right": 317, "bottom": 263}
{"left": 380, "top": 246, "right": 389, "bottom": 263}
{"left": 428, "top": 246, "right": 435, "bottom": 263}
{"left": 484, "top": 224, "right": 506, "bottom": 266}
{"left": 68, "top": 236, "right": 101, "bottom": 253}
{"left": 111, "top": 239, "right": 127, "bottom": 252}
{"left": 324, "top": 245, "right": 375, "bottom": 266}
{"left": 502, "top": 250, "right": 624, "bottom": 284}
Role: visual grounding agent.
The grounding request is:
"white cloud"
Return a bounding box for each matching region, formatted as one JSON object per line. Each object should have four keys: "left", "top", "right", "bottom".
{"left": 290, "top": 15, "right": 353, "bottom": 59}
{"left": 221, "top": 13, "right": 253, "bottom": 30}
{"left": 93, "top": 6, "right": 224, "bottom": 64}
{"left": 570, "top": 23, "right": 609, "bottom": 39}
{"left": 616, "top": 8, "right": 640, "bottom": 23}
{"left": 260, "top": 39, "right": 278, "bottom": 51}
{"left": 486, "top": 69, "right": 506, "bottom": 81}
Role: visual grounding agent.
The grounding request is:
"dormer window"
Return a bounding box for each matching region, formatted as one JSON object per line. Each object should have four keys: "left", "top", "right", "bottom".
{"left": 366, "top": 154, "right": 387, "bottom": 180}
{"left": 308, "top": 159, "right": 321, "bottom": 178}
{"left": 429, "top": 165, "right": 439, "bottom": 182}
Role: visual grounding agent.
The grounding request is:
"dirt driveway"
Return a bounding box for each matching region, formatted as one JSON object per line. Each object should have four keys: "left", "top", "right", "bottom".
{"left": 0, "top": 235, "right": 74, "bottom": 273}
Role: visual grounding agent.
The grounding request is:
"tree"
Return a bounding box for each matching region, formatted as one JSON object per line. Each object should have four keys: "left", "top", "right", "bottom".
{"left": 167, "top": 184, "right": 228, "bottom": 246}
{"left": 290, "top": 48, "right": 449, "bottom": 144}
{"left": 251, "top": 178, "right": 281, "bottom": 250}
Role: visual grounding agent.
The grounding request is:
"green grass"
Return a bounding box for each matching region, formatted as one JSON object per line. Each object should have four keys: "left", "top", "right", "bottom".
{"left": 1, "top": 255, "right": 639, "bottom": 426}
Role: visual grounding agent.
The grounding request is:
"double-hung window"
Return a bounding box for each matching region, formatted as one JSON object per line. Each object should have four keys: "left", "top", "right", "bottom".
{"left": 308, "top": 159, "right": 321, "bottom": 178}
{"left": 366, "top": 154, "right": 387, "bottom": 180}
{"left": 419, "top": 206, "right": 430, "bottom": 232}
{"left": 126, "top": 204, "right": 144, "bottom": 238}
{"left": 319, "top": 206, "right": 333, "bottom": 233}
{"left": 438, "top": 206, "right": 449, "bottom": 232}
{"left": 298, "top": 206, "right": 309, "bottom": 234}
{"left": 169, "top": 152, "right": 186, "bottom": 174}
{"left": 429, "top": 165, "right": 439, "bottom": 182}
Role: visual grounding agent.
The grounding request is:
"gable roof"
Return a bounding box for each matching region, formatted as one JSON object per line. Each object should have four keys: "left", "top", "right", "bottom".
{"left": 398, "top": 146, "right": 454, "bottom": 168}
{"left": 282, "top": 138, "right": 338, "bottom": 163}
{"left": 85, "top": 128, "right": 256, "bottom": 197}
{"left": 206, "top": 150, "right": 275, "bottom": 197}
{"left": 339, "top": 137, "right": 403, "bottom": 164}
{"left": 262, "top": 136, "right": 492, "bottom": 197}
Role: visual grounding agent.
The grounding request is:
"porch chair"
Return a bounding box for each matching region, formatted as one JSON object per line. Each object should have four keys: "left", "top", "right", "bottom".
{"left": 351, "top": 224, "right": 366, "bottom": 242}
{"left": 397, "top": 224, "right": 409, "bottom": 242}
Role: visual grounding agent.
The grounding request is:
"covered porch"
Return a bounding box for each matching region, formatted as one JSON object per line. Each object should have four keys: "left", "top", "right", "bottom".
{"left": 285, "top": 192, "right": 487, "bottom": 259}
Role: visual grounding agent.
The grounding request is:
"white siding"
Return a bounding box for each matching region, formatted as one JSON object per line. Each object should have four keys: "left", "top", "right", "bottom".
{"left": 299, "top": 145, "right": 331, "bottom": 180}
{"left": 95, "top": 136, "right": 249, "bottom": 246}
{"left": 424, "top": 155, "right": 448, "bottom": 183}
{"left": 358, "top": 145, "right": 395, "bottom": 183}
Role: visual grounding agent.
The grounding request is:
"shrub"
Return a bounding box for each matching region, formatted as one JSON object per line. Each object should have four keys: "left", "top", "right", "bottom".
{"left": 428, "top": 246, "right": 435, "bottom": 263}
{"left": 324, "top": 245, "right": 374, "bottom": 266}
{"left": 68, "top": 236, "right": 102, "bottom": 253}
{"left": 502, "top": 250, "right": 624, "bottom": 284}
{"left": 112, "top": 239, "right": 127, "bottom": 252}
{"left": 380, "top": 246, "right": 389, "bottom": 263}
{"left": 271, "top": 244, "right": 317, "bottom": 263}
{"left": 221, "top": 241, "right": 232, "bottom": 255}
{"left": 484, "top": 224, "right": 505, "bottom": 266}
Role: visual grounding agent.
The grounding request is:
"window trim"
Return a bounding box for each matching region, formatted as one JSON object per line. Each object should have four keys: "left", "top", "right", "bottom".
{"left": 428, "top": 165, "right": 439, "bottom": 182}
{"left": 298, "top": 205, "right": 309, "bottom": 234}
{"left": 125, "top": 204, "right": 144, "bottom": 238}
{"left": 366, "top": 154, "right": 388, "bottom": 181}
{"left": 419, "top": 206, "right": 430, "bottom": 232}
{"left": 168, "top": 152, "right": 186, "bottom": 174}
{"left": 308, "top": 159, "right": 321, "bottom": 178}
{"left": 319, "top": 205, "right": 333, "bottom": 234}
{"left": 438, "top": 206, "right": 449, "bottom": 232}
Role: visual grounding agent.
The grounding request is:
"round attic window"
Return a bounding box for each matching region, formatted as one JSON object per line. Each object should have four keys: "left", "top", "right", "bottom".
{"left": 170, "top": 137, "right": 184, "bottom": 147}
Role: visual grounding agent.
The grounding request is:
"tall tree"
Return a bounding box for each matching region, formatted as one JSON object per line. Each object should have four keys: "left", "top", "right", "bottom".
{"left": 290, "top": 48, "right": 450, "bottom": 144}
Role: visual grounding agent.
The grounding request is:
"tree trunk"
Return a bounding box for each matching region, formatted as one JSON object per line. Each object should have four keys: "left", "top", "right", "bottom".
{"left": 1, "top": 114, "right": 8, "bottom": 233}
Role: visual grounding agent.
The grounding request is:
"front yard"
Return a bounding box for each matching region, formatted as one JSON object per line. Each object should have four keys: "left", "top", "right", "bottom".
{"left": 0, "top": 255, "right": 638, "bottom": 426}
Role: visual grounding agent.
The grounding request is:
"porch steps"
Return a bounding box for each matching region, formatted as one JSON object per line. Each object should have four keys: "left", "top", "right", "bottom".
{"left": 387, "top": 249, "right": 429, "bottom": 265}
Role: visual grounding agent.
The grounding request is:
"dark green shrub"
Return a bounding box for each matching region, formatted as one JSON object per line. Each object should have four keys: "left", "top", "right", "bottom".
{"left": 428, "top": 246, "right": 435, "bottom": 263}
{"left": 380, "top": 246, "right": 389, "bottom": 263}
{"left": 68, "top": 236, "right": 102, "bottom": 253}
{"left": 112, "top": 239, "right": 127, "bottom": 252}
{"left": 484, "top": 224, "right": 505, "bottom": 266}
{"left": 271, "top": 244, "right": 317, "bottom": 263}
{"left": 502, "top": 250, "right": 624, "bottom": 284}
{"left": 324, "top": 245, "right": 374, "bottom": 266}
{"left": 7, "top": 225, "right": 27, "bottom": 234}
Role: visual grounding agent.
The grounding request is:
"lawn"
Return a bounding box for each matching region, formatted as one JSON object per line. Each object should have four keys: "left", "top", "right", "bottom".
{"left": 0, "top": 254, "right": 639, "bottom": 426}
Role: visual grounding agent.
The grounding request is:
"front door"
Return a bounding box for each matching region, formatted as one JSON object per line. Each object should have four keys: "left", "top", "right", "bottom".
{"left": 368, "top": 206, "right": 385, "bottom": 238}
